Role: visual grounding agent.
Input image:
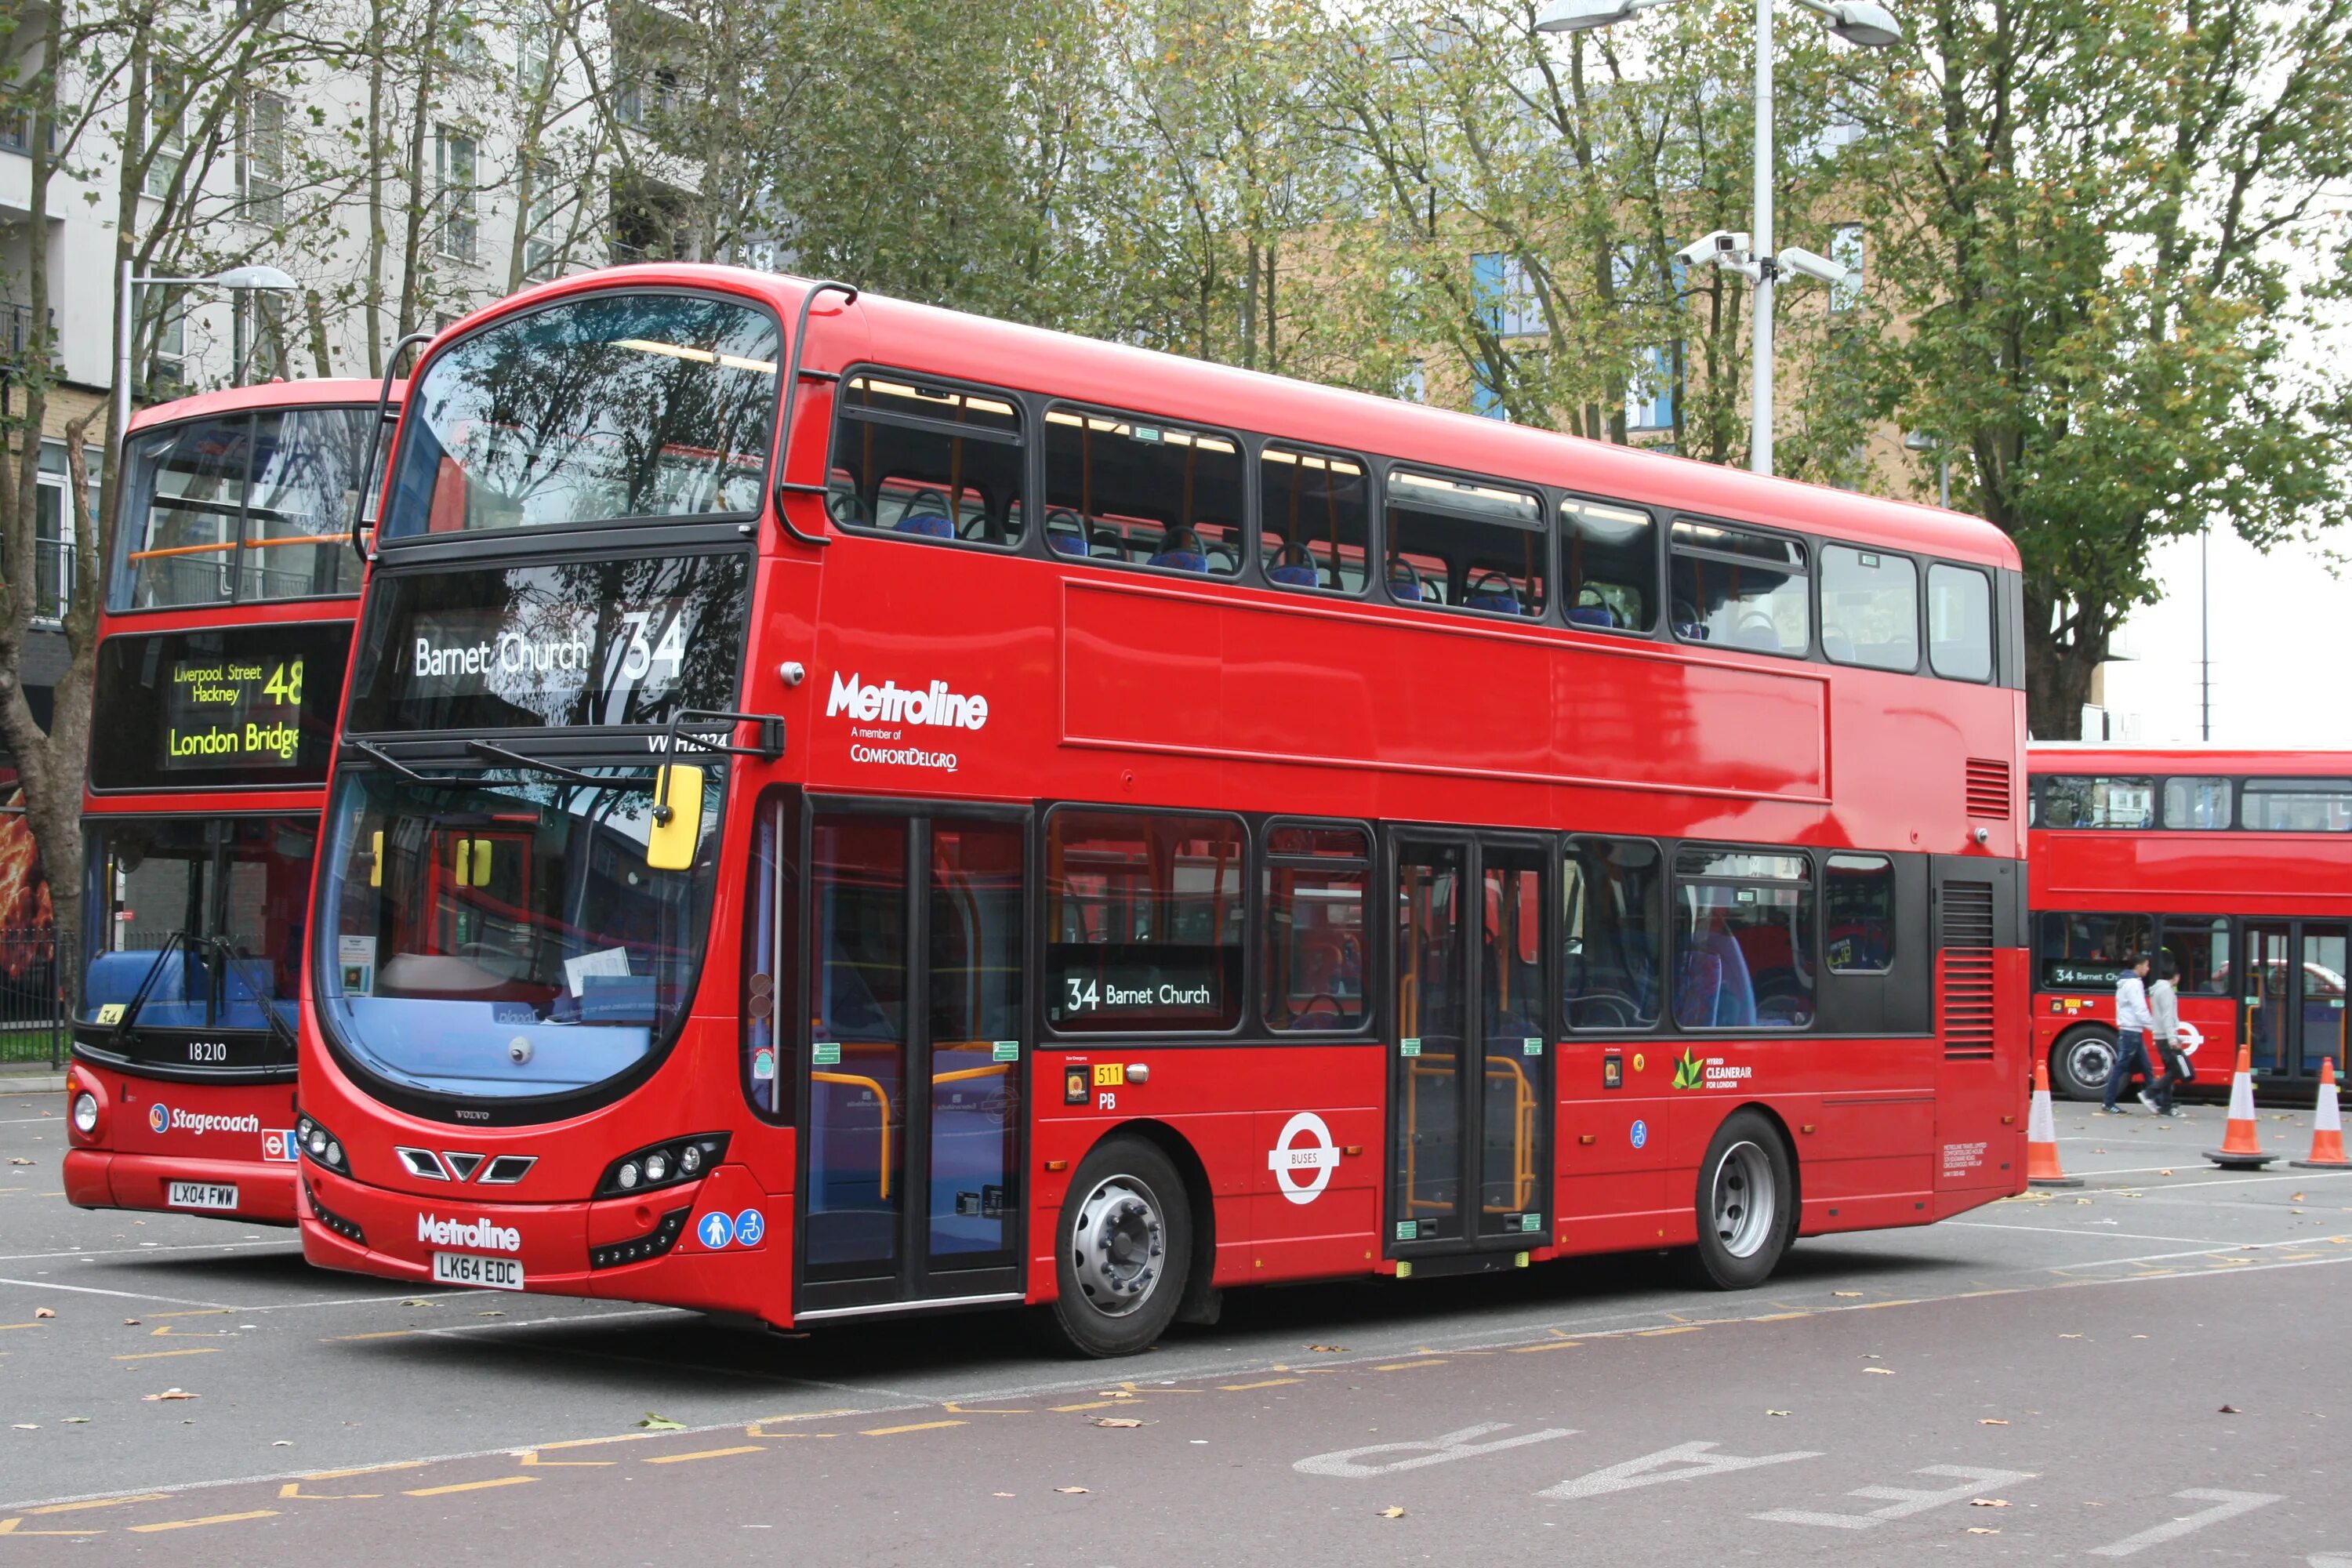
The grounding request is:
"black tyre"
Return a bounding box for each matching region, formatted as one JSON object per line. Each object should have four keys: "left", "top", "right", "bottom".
{"left": 1677, "top": 1110, "right": 1797, "bottom": 1290}
{"left": 1043, "top": 1135, "right": 1192, "bottom": 1358}
{"left": 2051, "top": 1026, "right": 2117, "bottom": 1102}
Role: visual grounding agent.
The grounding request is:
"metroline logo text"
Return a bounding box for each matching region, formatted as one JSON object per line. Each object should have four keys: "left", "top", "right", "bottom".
{"left": 417, "top": 1214, "right": 522, "bottom": 1253}
{"left": 826, "top": 671, "right": 989, "bottom": 730}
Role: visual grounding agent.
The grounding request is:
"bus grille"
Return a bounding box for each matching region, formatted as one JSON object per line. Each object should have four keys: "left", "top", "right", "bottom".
{"left": 1940, "top": 881, "right": 1997, "bottom": 1061}
{"left": 1965, "top": 757, "right": 2012, "bottom": 819}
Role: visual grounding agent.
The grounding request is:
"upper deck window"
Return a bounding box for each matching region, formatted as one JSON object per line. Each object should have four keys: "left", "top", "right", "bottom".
{"left": 1927, "top": 563, "right": 1994, "bottom": 681}
{"left": 2162, "top": 776, "right": 2233, "bottom": 829}
{"left": 2039, "top": 775, "right": 2156, "bottom": 829}
{"left": 1259, "top": 446, "right": 1370, "bottom": 595}
{"left": 1044, "top": 406, "right": 1243, "bottom": 575}
{"left": 1819, "top": 545, "right": 1918, "bottom": 671}
{"left": 2242, "top": 777, "right": 2352, "bottom": 832}
{"left": 1670, "top": 520, "right": 1809, "bottom": 655}
{"left": 114, "top": 408, "right": 374, "bottom": 609}
{"left": 1385, "top": 467, "right": 1547, "bottom": 618}
{"left": 383, "top": 292, "right": 779, "bottom": 539}
{"left": 1559, "top": 500, "right": 1655, "bottom": 633}
{"left": 827, "top": 373, "right": 1025, "bottom": 548}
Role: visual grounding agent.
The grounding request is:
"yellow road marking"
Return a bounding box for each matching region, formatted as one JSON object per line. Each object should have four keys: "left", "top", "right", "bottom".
{"left": 278, "top": 1483, "right": 379, "bottom": 1501}
{"left": 1855, "top": 1298, "right": 1921, "bottom": 1309}
{"left": 1120, "top": 1380, "right": 1200, "bottom": 1394}
{"left": 860, "top": 1421, "right": 965, "bottom": 1436}
{"left": 147, "top": 1309, "right": 233, "bottom": 1319}
{"left": 1374, "top": 1359, "right": 1446, "bottom": 1370}
{"left": 302, "top": 1461, "right": 426, "bottom": 1480}
{"left": 1637, "top": 1326, "right": 1702, "bottom": 1337}
{"left": 128, "top": 1510, "right": 279, "bottom": 1533}
{"left": 1049, "top": 1399, "right": 1133, "bottom": 1412}
{"left": 518, "top": 1453, "right": 613, "bottom": 1468}
{"left": 1749, "top": 1312, "right": 1812, "bottom": 1321}
{"left": 644, "top": 1446, "right": 764, "bottom": 1465}
{"left": 405, "top": 1476, "right": 536, "bottom": 1497}
{"left": 27, "top": 1494, "right": 169, "bottom": 1515}
{"left": 942, "top": 1402, "right": 1030, "bottom": 1415}
{"left": 327, "top": 1330, "right": 416, "bottom": 1342}
{"left": 745, "top": 1411, "right": 858, "bottom": 1437}
{"left": 111, "top": 1346, "right": 221, "bottom": 1361}
{"left": 1218, "top": 1377, "right": 1304, "bottom": 1390}
{"left": 1508, "top": 1341, "right": 1581, "bottom": 1352}
{"left": 0, "top": 1322, "right": 52, "bottom": 1331}
{"left": 0, "top": 1519, "right": 103, "bottom": 1536}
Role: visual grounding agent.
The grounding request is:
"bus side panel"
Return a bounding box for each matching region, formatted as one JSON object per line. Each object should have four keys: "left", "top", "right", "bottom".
{"left": 1551, "top": 1041, "right": 1675, "bottom": 1254}
{"left": 1936, "top": 947, "right": 2031, "bottom": 1214}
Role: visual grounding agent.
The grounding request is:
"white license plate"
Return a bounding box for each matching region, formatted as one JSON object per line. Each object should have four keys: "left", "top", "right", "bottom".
{"left": 166, "top": 1181, "right": 238, "bottom": 1211}
{"left": 432, "top": 1251, "right": 525, "bottom": 1291}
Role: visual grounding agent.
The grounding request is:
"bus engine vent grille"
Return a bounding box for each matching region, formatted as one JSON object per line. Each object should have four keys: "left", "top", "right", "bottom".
{"left": 1940, "top": 881, "right": 1997, "bottom": 1061}
{"left": 1965, "top": 757, "right": 2012, "bottom": 819}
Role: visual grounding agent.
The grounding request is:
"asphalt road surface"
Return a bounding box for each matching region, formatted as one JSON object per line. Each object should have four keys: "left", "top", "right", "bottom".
{"left": 4, "top": 1087, "right": 2350, "bottom": 1564}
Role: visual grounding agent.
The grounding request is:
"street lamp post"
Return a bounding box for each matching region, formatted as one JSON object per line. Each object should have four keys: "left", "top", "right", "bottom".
{"left": 1537, "top": 0, "right": 1904, "bottom": 476}
{"left": 111, "top": 260, "right": 300, "bottom": 474}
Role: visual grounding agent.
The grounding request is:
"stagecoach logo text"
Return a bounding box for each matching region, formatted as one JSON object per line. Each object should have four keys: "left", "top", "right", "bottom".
{"left": 826, "top": 671, "right": 990, "bottom": 731}
{"left": 417, "top": 1213, "right": 523, "bottom": 1253}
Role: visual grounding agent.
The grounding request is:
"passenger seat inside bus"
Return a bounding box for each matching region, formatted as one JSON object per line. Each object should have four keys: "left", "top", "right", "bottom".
{"left": 1149, "top": 527, "right": 1210, "bottom": 572}
{"left": 891, "top": 488, "right": 957, "bottom": 539}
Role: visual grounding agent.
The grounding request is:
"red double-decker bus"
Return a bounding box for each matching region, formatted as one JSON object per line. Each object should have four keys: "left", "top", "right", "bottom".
{"left": 64, "top": 380, "right": 388, "bottom": 1225}
{"left": 2028, "top": 745, "right": 2352, "bottom": 1100}
{"left": 294, "top": 267, "right": 2027, "bottom": 1354}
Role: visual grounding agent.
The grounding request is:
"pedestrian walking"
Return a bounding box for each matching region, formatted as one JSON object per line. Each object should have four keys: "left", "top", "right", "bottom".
{"left": 2103, "top": 952, "right": 2154, "bottom": 1114}
{"left": 2140, "top": 953, "right": 2188, "bottom": 1116}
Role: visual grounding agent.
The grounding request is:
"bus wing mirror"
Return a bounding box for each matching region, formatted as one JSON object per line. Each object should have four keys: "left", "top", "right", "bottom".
{"left": 648, "top": 764, "right": 704, "bottom": 871}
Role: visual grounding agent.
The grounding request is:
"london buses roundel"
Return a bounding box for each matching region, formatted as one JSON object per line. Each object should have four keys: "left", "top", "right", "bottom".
{"left": 1267, "top": 1112, "right": 1340, "bottom": 1205}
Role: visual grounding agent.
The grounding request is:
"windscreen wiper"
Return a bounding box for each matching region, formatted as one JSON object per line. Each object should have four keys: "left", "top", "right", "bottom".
{"left": 348, "top": 739, "right": 428, "bottom": 781}
{"left": 463, "top": 739, "right": 609, "bottom": 786}
{"left": 109, "top": 929, "right": 195, "bottom": 1045}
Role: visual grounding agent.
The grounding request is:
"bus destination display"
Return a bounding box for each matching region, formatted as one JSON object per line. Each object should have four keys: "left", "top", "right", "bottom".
{"left": 165, "top": 654, "right": 305, "bottom": 771}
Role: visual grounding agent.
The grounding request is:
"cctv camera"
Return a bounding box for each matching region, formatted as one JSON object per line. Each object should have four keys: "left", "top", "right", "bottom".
{"left": 1674, "top": 230, "right": 1752, "bottom": 268}
{"left": 1776, "top": 245, "right": 1853, "bottom": 288}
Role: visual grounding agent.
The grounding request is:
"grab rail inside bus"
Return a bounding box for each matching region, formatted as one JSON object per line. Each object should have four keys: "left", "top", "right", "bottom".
{"left": 351, "top": 330, "right": 433, "bottom": 564}
{"left": 770, "top": 279, "right": 860, "bottom": 550}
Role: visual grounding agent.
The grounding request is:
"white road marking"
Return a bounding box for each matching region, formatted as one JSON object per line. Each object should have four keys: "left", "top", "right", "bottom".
{"left": 1947, "top": 1222, "right": 2239, "bottom": 1245}
{"left": 1755, "top": 1465, "right": 2034, "bottom": 1529}
{"left": 1296, "top": 1422, "right": 1574, "bottom": 1479}
{"left": 1538, "top": 1441, "right": 1820, "bottom": 1501}
{"left": 2085, "top": 1489, "right": 2281, "bottom": 1556}
{"left": 0, "top": 1276, "right": 237, "bottom": 1308}
{"left": 0, "top": 1240, "right": 299, "bottom": 1263}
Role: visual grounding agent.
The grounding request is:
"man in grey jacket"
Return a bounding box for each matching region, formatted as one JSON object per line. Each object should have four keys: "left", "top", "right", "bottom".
{"left": 2140, "top": 953, "right": 2187, "bottom": 1116}
{"left": 2103, "top": 953, "right": 2154, "bottom": 1114}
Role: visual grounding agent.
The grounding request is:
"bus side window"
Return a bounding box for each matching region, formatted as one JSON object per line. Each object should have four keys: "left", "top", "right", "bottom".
{"left": 1044, "top": 406, "right": 1244, "bottom": 576}
{"left": 1926, "top": 562, "right": 1994, "bottom": 681}
{"left": 1385, "top": 466, "right": 1547, "bottom": 617}
{"left": 1824, "top": 853, "right": 1895, "bottom": 973}
{"left": 829, "top": 373, "right": 1026, "bottom": 548}
{"left": 1559, "top": 499, "right": 1656, "bottom": 633}
{"left": 1671, "top": 848, "right": 1814, "bottom": 1029}
{"left": 1261, "top": 824, "right": 1370, "bottom": 1033}
{"left": 1561, "top": 837, "right": 1661, "bottom": 1029}
{"left": 1669, "top": 520, "right": 1809, "bottom": 655}
{"left": 2158, "top": 916, "right": 2230, "bottom": 996}
{"left": 1259, "top": 447, "right": 1370, "bottom": 595}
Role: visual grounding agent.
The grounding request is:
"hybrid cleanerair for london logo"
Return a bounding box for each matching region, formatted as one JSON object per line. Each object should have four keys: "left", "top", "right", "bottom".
{"left": 147, "top": 1103, "right": 262, "bottom": 1136}
{"left": 417, "top": 1213, "right": 522, "bottom": 1253}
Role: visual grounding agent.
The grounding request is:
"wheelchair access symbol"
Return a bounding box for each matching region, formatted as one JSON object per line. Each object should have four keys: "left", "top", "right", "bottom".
{"left": 697, "top": 1211, "right": 735, "bottom": 1250}
{"left": 733, "top": 1208, "right": 766, "bottom": 1247}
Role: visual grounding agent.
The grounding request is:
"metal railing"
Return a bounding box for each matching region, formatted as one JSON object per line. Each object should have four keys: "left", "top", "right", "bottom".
{"left": 0, "top": 926, "right": 67, "bottom": 1070}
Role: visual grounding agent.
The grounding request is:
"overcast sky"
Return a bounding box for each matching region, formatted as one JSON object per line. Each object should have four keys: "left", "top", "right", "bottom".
{"left": 2096, "top": 530, "right": 2352, "bottom": 748}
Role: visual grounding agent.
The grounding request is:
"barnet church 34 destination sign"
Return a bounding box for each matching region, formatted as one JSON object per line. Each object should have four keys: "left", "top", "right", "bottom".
{"left": 165, "top": 652, "right": 307, "bottom": 770}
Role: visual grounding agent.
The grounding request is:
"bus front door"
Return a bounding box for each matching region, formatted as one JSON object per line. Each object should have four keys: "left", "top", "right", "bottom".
{"left": 1387, "top": 831, "right": 1552, "bottom": 1266}
{"left": 797, "top": 806, "right": 1028, "bottom": 1319}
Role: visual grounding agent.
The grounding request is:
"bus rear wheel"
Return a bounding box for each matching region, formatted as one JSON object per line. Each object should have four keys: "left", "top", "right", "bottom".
{"left": 1044, "top": 1136, "right": 1192, "bottom": 1358}
{"left": 1677, "top": 1111, "right": 1797, "bottom": 1290}
{"left": 2052, "top": 1026, "right": 2117, "bottom": 1102}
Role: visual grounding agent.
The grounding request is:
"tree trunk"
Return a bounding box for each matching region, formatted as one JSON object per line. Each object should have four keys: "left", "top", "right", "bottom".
{"left": 2024, "top": 620, "right": 2100, "bottom": 740}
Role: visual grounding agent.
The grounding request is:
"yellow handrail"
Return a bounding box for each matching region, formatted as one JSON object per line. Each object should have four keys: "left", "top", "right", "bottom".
{"left": 811, "top": 1070, "right": 893, "bottom": 1200}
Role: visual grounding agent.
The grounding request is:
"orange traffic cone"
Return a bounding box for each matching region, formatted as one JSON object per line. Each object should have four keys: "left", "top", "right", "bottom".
{"left": 2027, "top": 1058, "right": 2082, "bottom": 1188}
{"left": 2205, "top": 1039, "right": 2278, "bottom": 1170}
{"left": 2291, "top": 1057, "right": 2350, "bottom": 1171}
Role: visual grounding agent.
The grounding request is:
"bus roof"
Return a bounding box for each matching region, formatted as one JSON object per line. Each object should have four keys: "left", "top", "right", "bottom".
{"left": 449, "top": 265, "right": 2024, "bottom": 574}
{"left": 125, "top": 378, "right": 398, "bottom": 436}
{"left": 2028, "top": 744, "right": 2352, "bottom": 775}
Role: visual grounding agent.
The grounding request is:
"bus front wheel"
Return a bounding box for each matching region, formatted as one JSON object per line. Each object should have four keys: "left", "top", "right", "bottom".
{"left": 1044, "top": 1135, "right": 1192, "bottom": 1358}
{"left": 2051, "top": 1027, "right": 2118, "bottom": 1102}
{"left": 1676, "top": 1111, "right": 1797, "bottom": 1290}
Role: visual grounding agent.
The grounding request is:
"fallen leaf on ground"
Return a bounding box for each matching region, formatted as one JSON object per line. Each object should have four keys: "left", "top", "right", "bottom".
{"left": 7, "top": 1157, "right": 31, "bottom": 1166}
{"left": 34, "top": 1307, "right": 54, "bottom": 1319}
{"left": 1054, "top": 1486, "right": 1089, "bottom": 1495}
{"left": 1095, "top": 1390, "right": 1135, "bottom": 1399}
{"left": 63, "top": 1417, "right": 89, "bottom": 1425}
{"left": 1971, "top": 1498, "right": 2009, "bottom": 1507}
{"left": 1094, "top": 1417, "right": 1145, "bottom": 1428}
{"left": 12, "top": 1424, "right": 36, "bottom": 1430}
{"left": 272, "top": 1440, "right": 292, "bottom": 1446}
{"left": 993, "top": 1493, "right": 1014, "bottom": 1498}
{"left": 142, "top": 1389, "right": 197, "bottom": 1402}
{"left": 2158, "top": 1169, "right": 2174, "bottom": 1176}
{"left": 2132, "top": 1334, "right": 2148, "bottom": 1339}
{"left": 1766, "top": 1409, "right": 1791, "bottom": 1417}
{"left": 1967, "top": 1526, "right": 2001, "bottom": 1534}
{"left": 2218, "top": 1403, "right": 2239, "bottom": 1414}
{"left": 2059, "top": 1333, "right": 2083, "bottom": 1339}
{"left": 400, "top": 1299, "right": 436, "bottom": 1308}
{"left": 2092, "top": 1148, "right": 2106, "bottom": 1154}
{"left": 1978, "top": 1418, "right": 2009, "bottom": 1426}
{"left": 1832, "top": 1290, "right": 1864, "bottom": 1298}
{"left": 2075, "top": 1198, "right": 2094, "bottom": 1204}
{"left": 1864, "top": 1367, "right": 1896, "bottom": 1375}
{"left": 122, "top": 1319, "right": 140, "bottom": 1327}
{"left": 2292, "top": 1192, "right": 2306, "bottom": 1202}
{"left": 474, "top": 1311, "right": 504, "bottom": 1318}
{"left": 638, "top": 1413, "right": 685, "bottom": 1431}
{"left": 1307, "top": 1344, "right": 1345, "bottom": 1352}
{"left": 1377, "top": 1506, "right": 1406, "bottom": 1519}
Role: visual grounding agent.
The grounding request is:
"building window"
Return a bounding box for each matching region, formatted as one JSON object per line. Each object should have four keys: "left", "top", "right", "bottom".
{"left": 1471, "top": 252, "right": 1542, "bottom": 339}
{"left": 436, "top": 127, "right": 478, "bottom": 263}
{"left": 145, "top": 62, "right": 187, "bottom": 198}
{"left": 1471, "top": 362, "right": 1507, "bottom": 422}
{"left": 517, "top": 20, "right": 558, "bottom": 92}
{"left": 1627, "top": 344, "right": 1678, "bottom": 433}
{"left": 242, "top": 89, "right": 289, "bottom": 226}
{"left": 234, "top": 291, "right": 289, "bottom": 382}
{"left": 31, "top": 442, "right": 85, "bottom": 624}
{"left": 521, "top": 160, "right": 559, "bottom": 281}
{"left": 1829, "top": 223, "right": 1864, "bottom": 314}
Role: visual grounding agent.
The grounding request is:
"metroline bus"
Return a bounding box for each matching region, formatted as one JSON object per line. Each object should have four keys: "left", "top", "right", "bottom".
{"left": 293, "top": 267, "right": 2029, "bottom": 1354}
{"left": 63, "top": 379, "right": 388, "bottom": 1225}
{"left": 2028, "top": 746, "right": 2352, "bottom": 1101}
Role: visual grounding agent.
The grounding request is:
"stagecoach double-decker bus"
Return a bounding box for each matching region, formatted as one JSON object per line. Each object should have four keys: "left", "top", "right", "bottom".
{"left": 63, "top": 380, "right": 389, "bottom": 1225}
{"left": 2028, "top": 746, "right": 2352, "bottom": 1101}
{"left": 293, "top": 267, "right": 2028, "bottom": 1354}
